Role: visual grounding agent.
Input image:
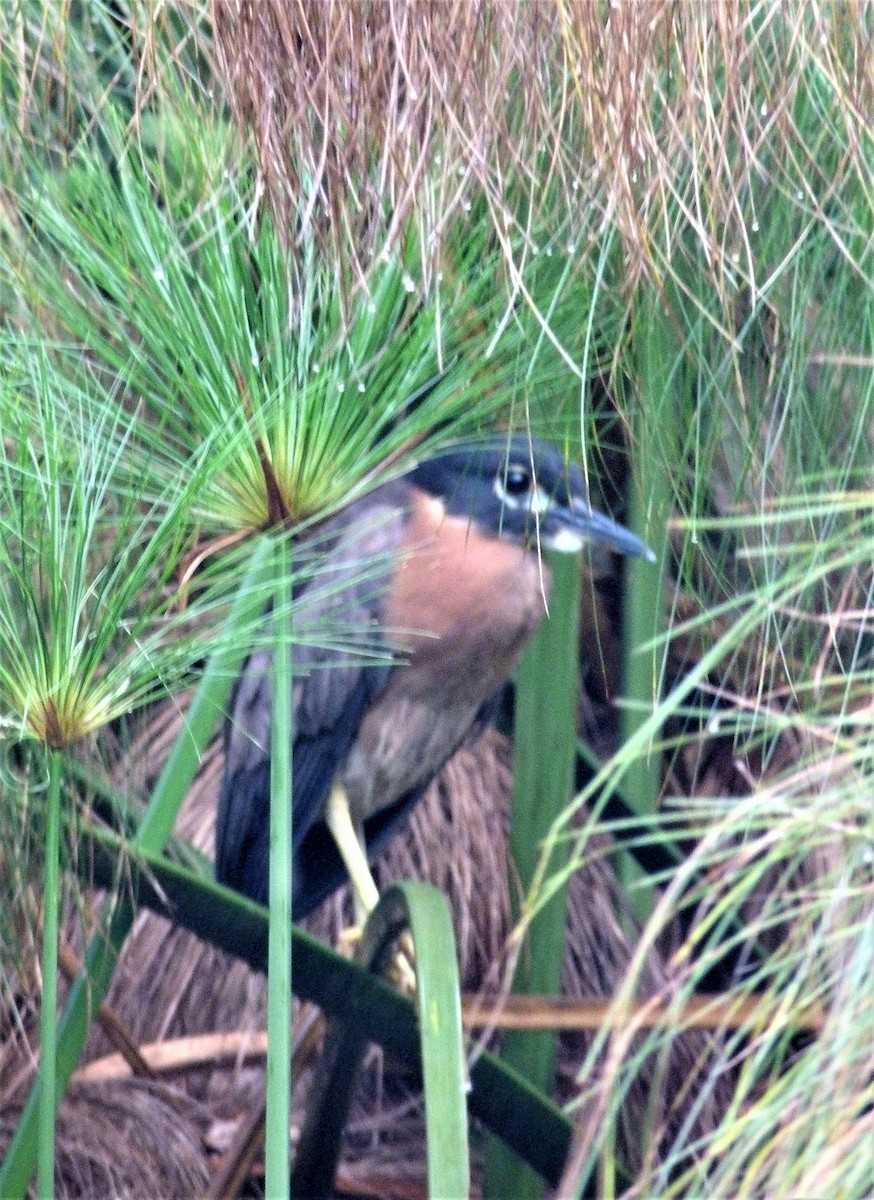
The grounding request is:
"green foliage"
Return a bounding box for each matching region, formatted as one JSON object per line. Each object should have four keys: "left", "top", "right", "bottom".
{"left": 1, "top": 2, "right": 873, "bottom": 1198}
{"left": 266, "top": 536, "right": 293, "bottom": 1196}
{"left": 78, "top": 823, "right": 573, "bottom": 1187}
{"left": 485, "top": 551, "right": 583, "bottom": 1199}
{"left": 293, "top": 883, "right": 470, "bottom": 1199}
{"left": 0, "top": 538, "right": 279, "bottom": 1199}
{"left": 0, "top": 348, "right": 217, "bottom": 746}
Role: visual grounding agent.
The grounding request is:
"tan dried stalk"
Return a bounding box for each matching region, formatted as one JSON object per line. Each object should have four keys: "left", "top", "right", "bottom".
{"left": 211, "top": 1, "right": 872, "bottom": 291}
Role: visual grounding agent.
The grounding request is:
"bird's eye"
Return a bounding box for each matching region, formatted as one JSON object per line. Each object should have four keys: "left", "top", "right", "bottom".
{"left": 502, "top": 464, "right": 532, "bottom": 495}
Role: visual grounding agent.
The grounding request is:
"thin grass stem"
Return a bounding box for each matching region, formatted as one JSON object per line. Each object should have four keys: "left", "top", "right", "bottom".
{"left": 36, "top": 749, "right": 62, "bottom": 1200}
{"left": 266, "top": 533, "right": 293, "bottom": 1198}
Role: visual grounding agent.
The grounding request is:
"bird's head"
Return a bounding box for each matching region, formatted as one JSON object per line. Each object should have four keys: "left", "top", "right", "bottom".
{"left": 408, "top": 436, "right": 656, "bottom": 561}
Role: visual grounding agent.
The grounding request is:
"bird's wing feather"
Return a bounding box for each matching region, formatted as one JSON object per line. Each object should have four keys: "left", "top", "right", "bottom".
{"left": 215, "top": 487, "right": 409, "bottom": 905}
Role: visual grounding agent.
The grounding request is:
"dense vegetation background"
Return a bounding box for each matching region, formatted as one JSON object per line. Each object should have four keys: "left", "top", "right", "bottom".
{"left": 0, "top": 3, "right": 872, "bottom": 1198}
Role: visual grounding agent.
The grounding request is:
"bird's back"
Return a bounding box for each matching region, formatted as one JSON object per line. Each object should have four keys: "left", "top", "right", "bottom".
{"left": 215, "top": 483, "right": 410, "bottom": 909}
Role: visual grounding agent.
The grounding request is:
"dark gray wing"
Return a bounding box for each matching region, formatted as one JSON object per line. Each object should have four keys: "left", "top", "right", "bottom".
{"left": 215, "top": 485, "right": 409, "bottom": 909}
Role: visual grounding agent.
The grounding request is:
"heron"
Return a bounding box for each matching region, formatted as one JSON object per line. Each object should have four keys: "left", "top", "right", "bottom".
{"left": 216, "top": 436, "right": 654, "bottom": 920}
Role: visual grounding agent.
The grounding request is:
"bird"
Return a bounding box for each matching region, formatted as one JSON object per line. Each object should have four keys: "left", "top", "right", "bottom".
{"left": 215, "top": 435, "right": 655, "bottom": 921}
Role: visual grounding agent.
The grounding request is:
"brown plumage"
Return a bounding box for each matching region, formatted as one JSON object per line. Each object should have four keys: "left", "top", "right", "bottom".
{"left": 216, "top": 437, "right": 652, "bottom": 918}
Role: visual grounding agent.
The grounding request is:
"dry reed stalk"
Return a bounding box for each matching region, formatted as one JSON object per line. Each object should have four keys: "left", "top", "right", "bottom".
{"left": 211, "top": 1, "right": 872, "bottom": 295}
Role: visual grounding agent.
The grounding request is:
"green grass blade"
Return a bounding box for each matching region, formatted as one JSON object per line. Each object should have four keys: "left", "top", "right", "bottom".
{"left": 36, "top": 750, "right": 62, "bottom": 1200}
{"left": 0, "top": 538, "right": 275, "bottom": 1200}
{"left": 0, "top": 898, "right": 134, "bottom": 1200}
{"left": 383, "top": 883, "right": 469, "bottom": 1200}
{"left": 266, "top": 533, "right": 293, "bottom": 1200}
{"left": 616, "top": 291, "right": 674, "bottom": 920}
{"left": 484, "top": 549, "right": 581, "bottom": 1200}
{"left": 292, "top": 881, "right": 468, "bottom": 1199}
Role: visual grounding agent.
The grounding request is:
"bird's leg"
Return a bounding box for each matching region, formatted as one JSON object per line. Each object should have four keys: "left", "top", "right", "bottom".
{"left": 324, "top": 781, "right": 416, "bottom": 992}
{"left": 324, "top": 781, "right": 380, "bottom": 925}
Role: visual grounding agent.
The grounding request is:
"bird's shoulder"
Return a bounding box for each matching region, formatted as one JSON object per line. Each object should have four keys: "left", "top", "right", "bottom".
{"left": 225, "top": 481, "right": 414, "bottom": 754}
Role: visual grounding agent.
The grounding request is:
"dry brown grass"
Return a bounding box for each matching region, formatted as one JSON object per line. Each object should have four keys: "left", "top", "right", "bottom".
{"left": 211, "top": 1, "right": 872, "bottom": 294}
